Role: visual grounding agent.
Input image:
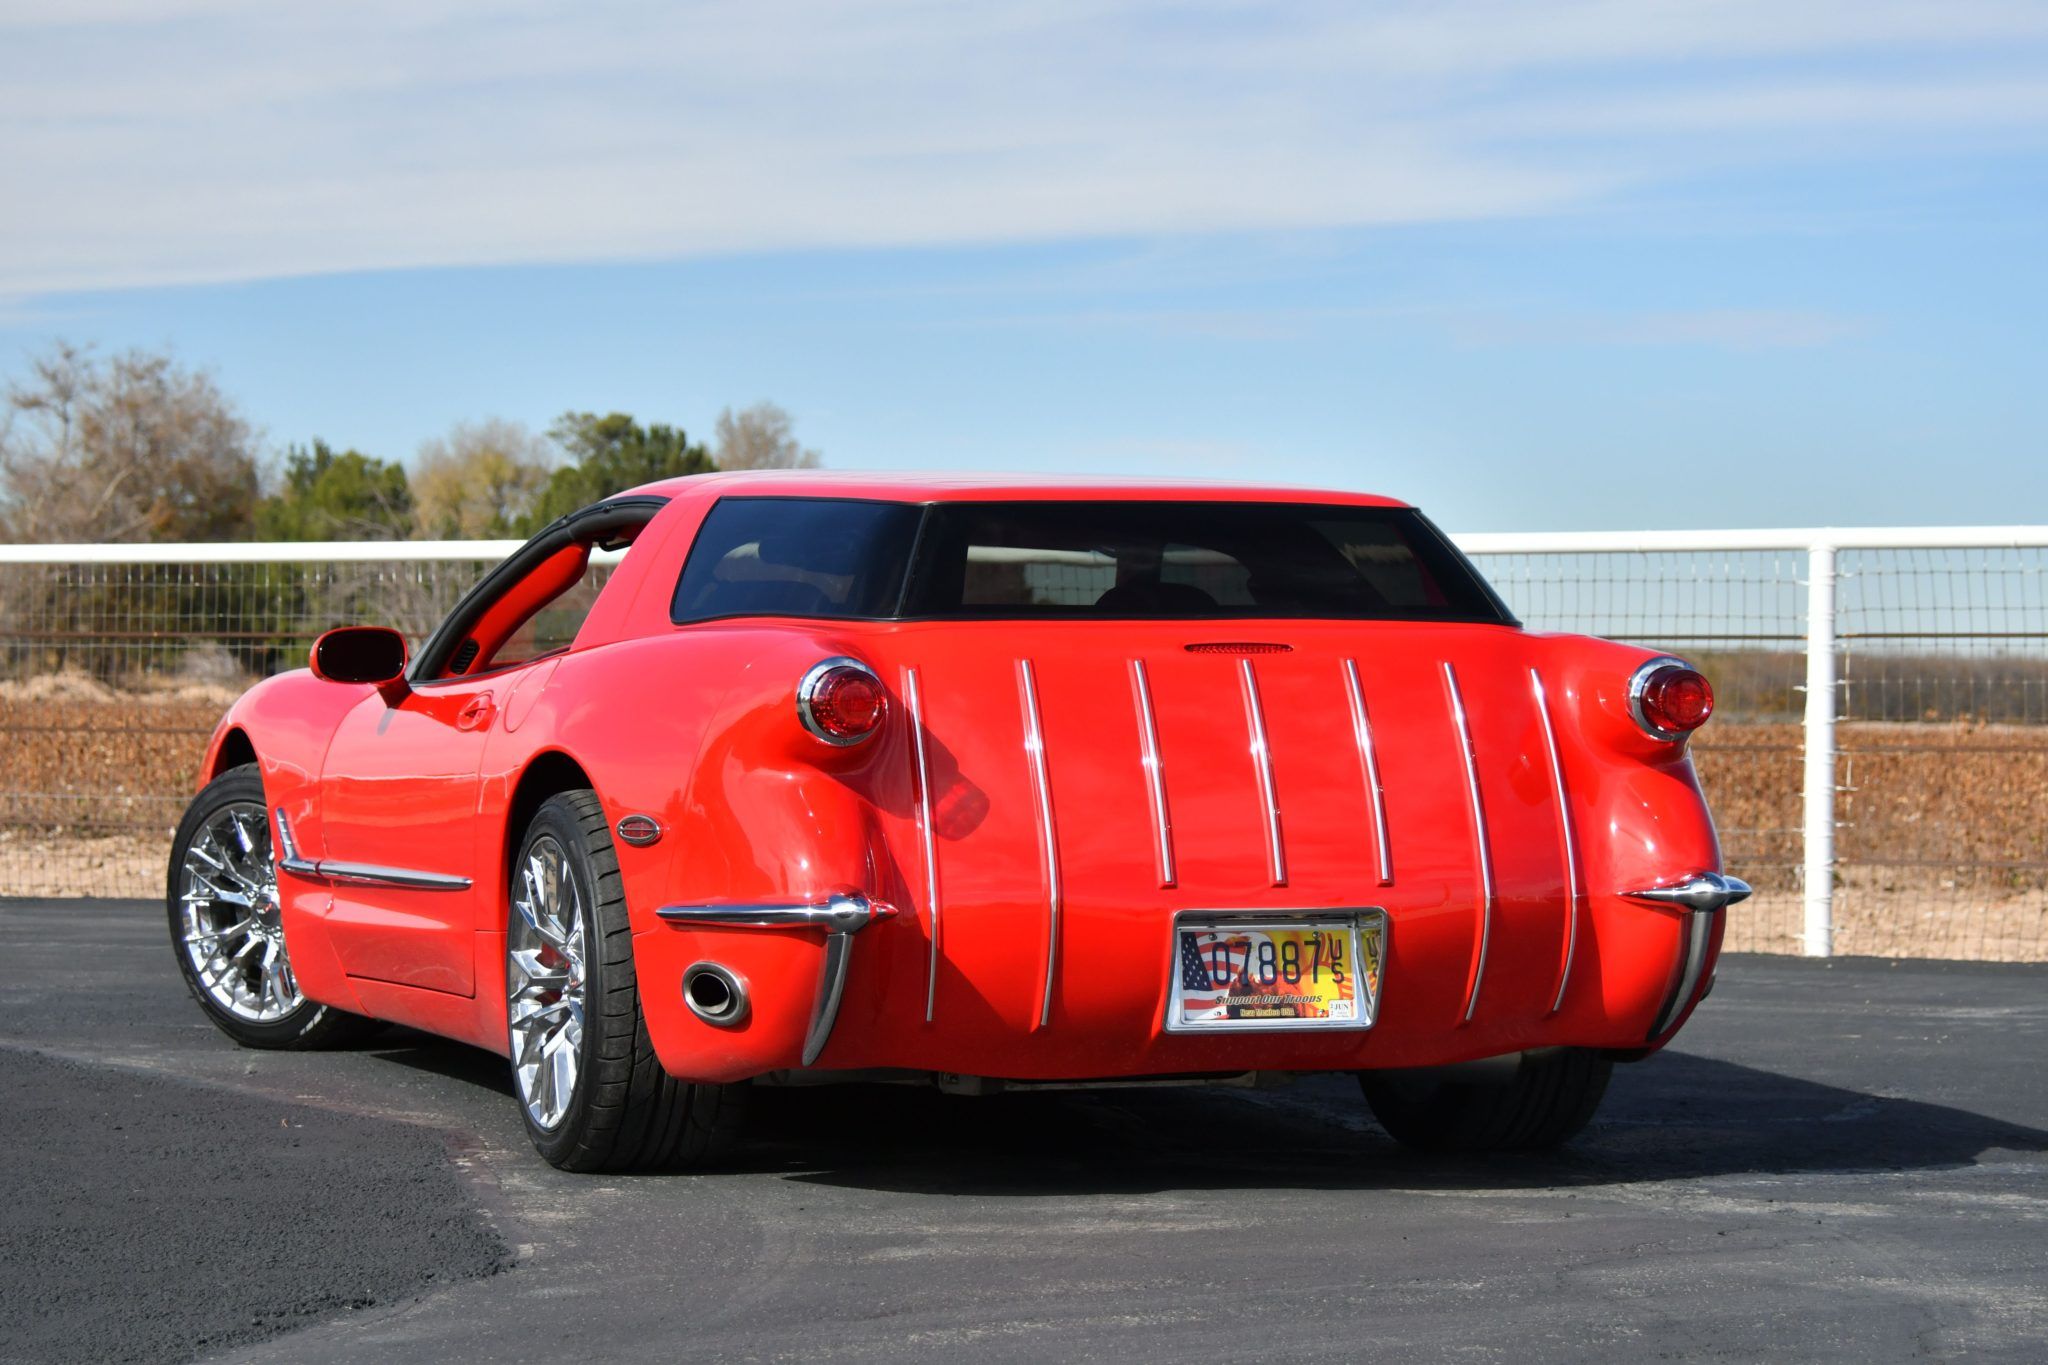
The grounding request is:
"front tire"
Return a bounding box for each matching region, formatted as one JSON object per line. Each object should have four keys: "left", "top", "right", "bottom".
{"left": 167, "top": 763, "right": 382, "bottom": 1050}
{"left": 507, "top": 790, "right": 745, "bottom": 1172}
{"left": 1361, "top": 1048, "right": 1612, "bottom": 1152}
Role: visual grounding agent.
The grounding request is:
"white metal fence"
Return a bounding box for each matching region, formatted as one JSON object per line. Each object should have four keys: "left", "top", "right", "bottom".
{"left": 2, "top": 527, "right": 2044, "bottom": 961}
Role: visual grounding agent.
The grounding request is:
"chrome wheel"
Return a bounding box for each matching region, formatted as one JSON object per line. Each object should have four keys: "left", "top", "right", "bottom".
{"left": 508, "top": 835, "right": 587, "bottom": 1132}
{"left": 176, "top": 800, "right": 300, "bottom": 1022}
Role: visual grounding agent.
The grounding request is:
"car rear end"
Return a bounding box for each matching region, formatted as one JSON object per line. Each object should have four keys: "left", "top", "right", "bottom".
{"left": 633, "top": 487, "right": 1738, "bottom": 1091}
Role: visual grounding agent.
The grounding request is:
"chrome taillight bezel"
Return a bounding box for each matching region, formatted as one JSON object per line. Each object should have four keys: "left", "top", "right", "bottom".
{"left": 1628, "top": 655, "right": 1705, "bottom": 741}
{"left": 797, "top": 656, "right": 886, "bottom": 746}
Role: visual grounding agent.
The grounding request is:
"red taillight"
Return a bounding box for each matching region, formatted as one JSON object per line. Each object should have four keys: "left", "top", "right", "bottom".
{"left": 1631, "top": 660, "right": 1714, "bottom": 739}
{"left": 798, "top": 659, "right": 886, "bottom": 746}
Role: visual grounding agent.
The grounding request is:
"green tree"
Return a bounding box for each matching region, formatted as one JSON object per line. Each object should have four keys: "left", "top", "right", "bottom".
{"left": 519, "top": 412, "right": 714, "bottom": 533}
{"left": 255, "top": 439, "right": 413, "bottom": 540}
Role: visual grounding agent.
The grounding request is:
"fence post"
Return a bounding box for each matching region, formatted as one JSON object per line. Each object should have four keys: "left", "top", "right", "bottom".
{"left": 1801, "top": 539, "right": 1837, "bottom": 957}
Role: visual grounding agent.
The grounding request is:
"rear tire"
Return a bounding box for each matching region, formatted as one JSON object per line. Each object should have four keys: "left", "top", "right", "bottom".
{"left": 167, "top": 763, "right": 384, "bottom": 1051}
{"left": 507, "top": 790, "right": 746, "bottom": 1172}
{"left": 1361, "top": 1048, "right": 1611, "bottom": 1152}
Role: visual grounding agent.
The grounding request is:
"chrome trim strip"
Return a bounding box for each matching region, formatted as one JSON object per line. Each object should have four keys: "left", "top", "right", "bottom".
{"left": 1530, "top": 667, "right": 1581, "bottom": 1015}
{"left": 904, "top": 666, "right": 942, "bottom": 1023}
{"left": 1018, "top": 658, "right": 1061, "bottom": 1028}
{"left": 1239, "top": 657, "right": 1286, "bottom": 887}
{"left": 808, "top": 932, "right": 857, "bottom": 1065}
{"left": 1650, "top": 905, "right": 1720, "bottom": 1038}
{"left": 1129, "top": 659, "right": 1176, "bottom": 889}
{"left": 1340, "top": 659, "right": 1392, "bottom": 886}
{"left": 655, "top": 892, "right": 898, "bottom": 1066}
{"left": 271, "top": 808, "right": 472, "bottom": 891}
{"left": 1626, "top": 871, "right": 1753, "bottom": 913}
{"left": 654, "top": 894, "right": 896, "bottom": 934}
{"left": 1442, "top": 662, "right": 1493, "bottom": 1023}
{"left": 271, "top": 807, "right": 318, "bottom": 878}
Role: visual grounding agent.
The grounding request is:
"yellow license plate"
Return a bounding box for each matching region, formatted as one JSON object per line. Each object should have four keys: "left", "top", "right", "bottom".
{"left": 1167, "top": 913, "right": 1385, "bottom": 1033}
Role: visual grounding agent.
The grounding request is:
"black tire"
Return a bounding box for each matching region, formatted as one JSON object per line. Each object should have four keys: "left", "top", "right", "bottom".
{"left": 167, "top": 763, "right": 384, "bottom": 1051}
{"left": 1361, "top": 1048, "right": 1612, "bottom": 1152}
{"left": 508, "top": 790, "right": 746, "bottom": 1172}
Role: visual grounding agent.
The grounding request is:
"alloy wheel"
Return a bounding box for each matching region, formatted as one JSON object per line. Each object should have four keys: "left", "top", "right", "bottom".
{"left": 176, "top": 801, "right": 301, "bottom": 1022}
{"left": 508, "top": 835, "right": 588, "bottom": 1131}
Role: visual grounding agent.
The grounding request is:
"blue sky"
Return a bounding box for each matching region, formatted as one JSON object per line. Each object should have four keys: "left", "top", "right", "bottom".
{"left": 2, "top": 0, "right": 2045, "bottom": 531}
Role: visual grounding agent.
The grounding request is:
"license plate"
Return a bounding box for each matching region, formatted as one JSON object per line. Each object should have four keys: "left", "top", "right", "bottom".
{"left": 1166, "top": 911, "right": 1385, "bottom": 1033}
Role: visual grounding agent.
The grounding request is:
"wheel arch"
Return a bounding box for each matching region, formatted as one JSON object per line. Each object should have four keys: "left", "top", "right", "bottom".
{"left": 503, "top": 749, "right": 599, "bottom": 880}
{"left": 207, "top": 726, "right": 258, "bottom": 782}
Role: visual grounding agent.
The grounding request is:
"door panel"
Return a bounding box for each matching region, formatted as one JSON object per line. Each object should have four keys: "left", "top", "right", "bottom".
{"left": 316, "top": 682, "right": 495, "bottom": 995}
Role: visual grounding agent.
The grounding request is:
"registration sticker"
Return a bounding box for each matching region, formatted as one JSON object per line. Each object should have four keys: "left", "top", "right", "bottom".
{"left": 1166, "top": 911, "right": 1386, "bottom": 1033}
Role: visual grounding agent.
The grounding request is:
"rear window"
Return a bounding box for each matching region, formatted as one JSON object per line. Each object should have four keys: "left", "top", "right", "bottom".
{"left": 907, "top": 501, "right": 1511, "bottom": 622}
{"left": 671, "top": 496, "right": 1512, "bottom": 624}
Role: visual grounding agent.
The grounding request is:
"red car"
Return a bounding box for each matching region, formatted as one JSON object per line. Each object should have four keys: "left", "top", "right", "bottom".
{"left": 170, "top": 473, "right": 1746, "bottom": 1170}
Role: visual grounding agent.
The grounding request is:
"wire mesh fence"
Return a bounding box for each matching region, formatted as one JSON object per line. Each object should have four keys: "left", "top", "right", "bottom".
{"left": 0, "top": 531, "right": 2042, "bottom": 962}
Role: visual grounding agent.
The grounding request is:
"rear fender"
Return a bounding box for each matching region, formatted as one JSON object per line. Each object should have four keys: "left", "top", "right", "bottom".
{"left": 644, "top": 632, "right": 918, "bottom": 1080}
{"left": 1537, "top": 636, "right": 1723, "bottom": 1041}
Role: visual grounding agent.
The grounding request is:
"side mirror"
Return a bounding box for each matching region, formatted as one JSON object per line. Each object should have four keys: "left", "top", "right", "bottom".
{"left": 311, "top": 626, "right": 409, "bottom": 686}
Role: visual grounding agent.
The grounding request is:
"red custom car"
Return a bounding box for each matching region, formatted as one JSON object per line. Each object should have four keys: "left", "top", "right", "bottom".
{"left": 169, "top": 474, "right": 1746, "bottom": 1170}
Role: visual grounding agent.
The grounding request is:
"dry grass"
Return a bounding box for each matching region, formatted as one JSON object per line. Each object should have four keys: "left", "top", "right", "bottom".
{"left": 2, "top": 689, "right": 2042, "bottom": 961}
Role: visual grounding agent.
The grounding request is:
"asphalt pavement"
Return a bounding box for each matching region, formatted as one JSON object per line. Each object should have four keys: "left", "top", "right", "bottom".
{"left": 2, "top": 897, "right": 2044, "bottom": 1363}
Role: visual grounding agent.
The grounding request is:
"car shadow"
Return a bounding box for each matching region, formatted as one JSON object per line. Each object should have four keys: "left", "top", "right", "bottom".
{"left": 341, "top": 1033, "right": 2047, "bottom": 1193}
{"left": 730, "top": 1051, "right": 2048, "bottom": 1196}
{"left": 362, "top": 1028, "right": 518, "bottom": 1100}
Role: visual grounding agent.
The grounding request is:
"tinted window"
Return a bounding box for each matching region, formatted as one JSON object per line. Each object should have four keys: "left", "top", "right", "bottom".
{"left": 904, "top": 502, "right": 1510, "bottom": 622}
{"left": 672, "top": 497, "right": 922, "bottom": 622}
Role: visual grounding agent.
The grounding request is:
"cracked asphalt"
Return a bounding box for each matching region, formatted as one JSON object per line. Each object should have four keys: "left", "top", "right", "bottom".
{"left": 2, "top": 897, "right": 2044, "bottom": 1363}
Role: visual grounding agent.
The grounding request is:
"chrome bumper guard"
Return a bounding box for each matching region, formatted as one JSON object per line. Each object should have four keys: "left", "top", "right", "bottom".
{"left": 655, "top": 892, "right": 898, "bottom": 1066}
{"left": 1627, "top": 872, "right": 1752, "bottom": 1038}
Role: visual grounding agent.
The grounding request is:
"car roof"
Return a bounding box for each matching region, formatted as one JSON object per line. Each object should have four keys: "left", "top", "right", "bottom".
{"left": 619, "top": 470, "right": 1411, "bottom": 508}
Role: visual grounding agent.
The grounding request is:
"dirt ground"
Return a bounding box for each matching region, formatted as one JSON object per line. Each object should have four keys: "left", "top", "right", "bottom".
{"left": 2, "top": 686, "right": 2041, "bottom": 961}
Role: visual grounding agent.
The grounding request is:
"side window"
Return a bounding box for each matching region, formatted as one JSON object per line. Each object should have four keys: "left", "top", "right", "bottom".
{"left": 488, "top": 572, "right": 608, "bottom": 669}
{"left": 671, "top": 497, "right": 922, "bottom": 622}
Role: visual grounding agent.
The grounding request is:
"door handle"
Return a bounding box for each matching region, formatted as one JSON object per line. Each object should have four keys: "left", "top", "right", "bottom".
{"left": 457, "top": 697, "right": 496, "bottom": 732}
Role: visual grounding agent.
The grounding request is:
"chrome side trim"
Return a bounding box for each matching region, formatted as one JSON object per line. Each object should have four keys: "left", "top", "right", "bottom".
{"left": 271, "top": 808, "right": 472, "bottom": 891}
{"left": 1340, "top": 658, "right": 1392, "bottom": 886}
{"left": 904, "top": 666, "right": 942, "bottom": 1023}
{"left": 1530, "top": 667, "right": 1581, "bottom": 1015}
{"left": 1650, "top": 905, "right": 1720, "bottom": 1038}
{"left": 655, "top": 892, "right": 899, "bottom": 1065}
{"left": 271, "top": 807, "right": 318, "bottom": 879}
{"left": 1239, "top": 657, "right": 1286, "bottom": 887}
{"left": 1626, "top": 871, "right": 1753, "bottom": 913}
{"left": 1442, "top": 662, "right": 1493, "bottom": 1023}
{"left": 1129, "top": 659, "right": 1176, "bottom": 889}
{"left": 654, "top": 894, "right": 897, "bottom": 934}
{"left": 1018, "top": 658, "right": 1062, "bottom": 1028}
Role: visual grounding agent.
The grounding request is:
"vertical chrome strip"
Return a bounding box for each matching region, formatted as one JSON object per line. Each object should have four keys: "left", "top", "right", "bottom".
{"left": 1129, "top": 659, "right": 1176, "bottom": 888}
{"left": 1340, "top": 659, "right": 1393, "bottom": 886}
{"left": 1018, "top": 659, "right": 1061, "bottom": 1027}
{"left": 1239, "top": 657, "right": 1287, "bottom": 887}
{"left": 1530, "top": 667, "right": 1581, "bottom": 1014}
{"left": 1443, "top": 661, "right": 1494, "bottom": 1023}
{"left": 904, "top": 666, "right": 941, "bottom": 1023}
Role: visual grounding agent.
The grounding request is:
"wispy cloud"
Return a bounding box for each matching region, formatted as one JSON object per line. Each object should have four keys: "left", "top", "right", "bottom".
{"left": 1, "top": 0, "right": 2045, "bottom": 297}
{"left": 1442, "top": 307, "right": 1870, "bottom": 350}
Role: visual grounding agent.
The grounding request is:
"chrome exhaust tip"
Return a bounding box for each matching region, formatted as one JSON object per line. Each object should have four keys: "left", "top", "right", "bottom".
{"left": 682, "top": 962, "right": 749, "bottom": 1027}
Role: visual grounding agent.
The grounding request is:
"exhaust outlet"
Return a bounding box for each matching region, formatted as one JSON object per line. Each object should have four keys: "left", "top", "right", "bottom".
{"left": 682, "top": 962, "right": 749, "bottom": 1027}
